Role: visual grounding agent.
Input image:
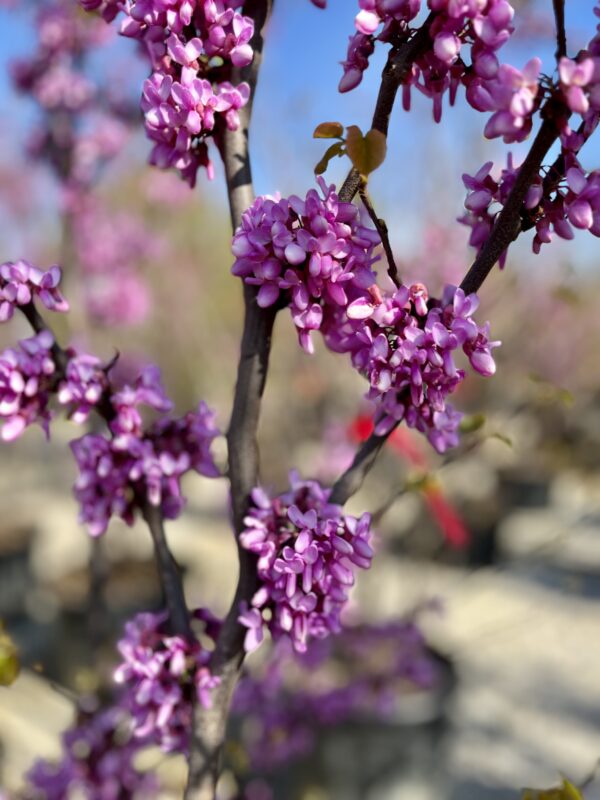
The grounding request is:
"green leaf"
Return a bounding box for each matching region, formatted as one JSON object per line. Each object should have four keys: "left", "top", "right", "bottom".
{"left": 491, "top": 432, "right": 513, "bottom": 448}
{"left": 551, "top": 286, "right": 580, "bottom": 307}
{"left": 313, "top": 121, "right": 344, "bottom": 139}
{"left": 529, "top": 374, "right": 574, "bottom": 407}
{"left": 0, "top": 630, "right": 19, "bottom": 687}
{"left": 459, "top": 413, "right": 486, "bottom": 434}
{"left": 345, "top": 126, "right": 387, "bottom": 176}
{"left": 522, "top": 779, "right": 584, "bottom": 799}
{"left": 405, "top": 471, "right": 432, "bottom": 493}
{"left": 314, "top": 141, "right": 345, "bottom": 175}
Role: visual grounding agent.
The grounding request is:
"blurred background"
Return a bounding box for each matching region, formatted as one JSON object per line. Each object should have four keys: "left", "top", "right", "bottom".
{"left": 0, "top": 0, "right": 600, "bottom": 798}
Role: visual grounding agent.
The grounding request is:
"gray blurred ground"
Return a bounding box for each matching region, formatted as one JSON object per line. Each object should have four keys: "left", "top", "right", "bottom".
{"left": 1, "top": 426, "right": 600, "bottom": 799}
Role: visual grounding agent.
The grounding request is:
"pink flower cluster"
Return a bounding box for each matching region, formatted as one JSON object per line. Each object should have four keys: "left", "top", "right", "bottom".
{"left": 81, "top": 0, "right": 255, "bottom": 185}
{"left": 71, "top": 367, "right": 221, "bottom": 536}
{"left": 71, "top": 198, "right": 161, "bottom": 326}
{"left": 6, "top": 1, "right": 157, "bottom": 331}
{"left": 461, "top": 153, "right": 600, "bottom": 258}
{"left": 141, "top": 71, "right": 249, "bottom": 185}
{"left": 25, "top": 706, "right": 158, "bottom": 800}
{"left": 115, "top": 609, "right": 221, "bottom": 752}
{"left": 460, "top": 155, "right": 543, "bottom": 260}
{"left": 10, "top": 1, "right": 106, "bottom": 115}
{"left": 343, "top": 1, "right": 530, "bottom": 131}
{"left": 57, "top": 352, "right": 108, "bottom": 424}
{"left": 232, "top": 183, "right": 498, "bottom": 452}
{"left": 0, "top": 260, "right": 68, "bottom": 322}
{"left": 559, "top": 54, "right": 600, "bottom": 119}
{"left": 231, "top": 178, "right": 380, "bottom": 353}
{"left": 0, "top": 331, "right": 56, "bottom": 442}
{"left": 238, "top": 472, "right": 374, "bottom": 654}
{"left": 234, "top": 616, "right": 438, "bottom": 771}
{"left": 340, "top": 1, "right": 420, "bottom": 93}
{"left": 324, "top": 283, "right": 499, "bottom": 452}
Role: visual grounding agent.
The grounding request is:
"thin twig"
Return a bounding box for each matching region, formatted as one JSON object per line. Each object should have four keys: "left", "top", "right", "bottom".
{"left": 184, "top": 2, "right": 273, "bottom": 798}
{"left": 141, "top": 501, "right": 191, "bottom": 637}
{"left": 552, "top": 0, "right": 567, "bottom": 61}
{"left": 358, "top": 180, "right": 400, "bottom": 287}
{"left": 330, "top": 422, "right": 400, "bottom": 506}
{"left": 339, "top": 13, "right": 435, "bottom": 204}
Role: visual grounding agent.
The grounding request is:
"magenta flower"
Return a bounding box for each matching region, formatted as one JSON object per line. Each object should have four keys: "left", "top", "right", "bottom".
{"left": 323, "top": 283, "right": 500, "bottom": 452}
{"left": 58, "top": 352, "right": 108, "bottom": 424}
{"left": 81, "top": 0, "right": 255, "bottom": 183}
{"left": 115, "top": 609, "right": 221, "bottom": 752}
{"left": 239, "top": 472, "right": 374, "bottom": 654}
{"left": 559, "top": 56, "right": 595, "bottom": 115}
{"left": 0, "top": 260, "right": 68, "bottom": 322}
{"left": 0, "top": 331, "right": 56, "bottom": 442}
{"left": 232, "top": 178, "right": 380, "bottom": 352}
{"left": 71, "top": 366, "right": 221, "bottom": 536}
{"left": 25, "top": 706, "right": 159, "bottom": 800}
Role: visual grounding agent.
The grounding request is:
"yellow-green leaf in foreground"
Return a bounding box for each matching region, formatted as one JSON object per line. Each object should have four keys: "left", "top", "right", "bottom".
{"left": 490, "top": 432, "right": 513, "bottom": 448}
{"left": 0, "top": 628, "right": 19, "bottom": 687}
{"left": 345, "top": 126, "right": 387, "bottom": 176}
{"left": 313, "top": 121, "right": 344, "bottom": 139}
{"left": 522, "top": 778, "right": 584, "bottom": 799}
{"left": 459, "top": 413, "right": 486, "bottom": 434}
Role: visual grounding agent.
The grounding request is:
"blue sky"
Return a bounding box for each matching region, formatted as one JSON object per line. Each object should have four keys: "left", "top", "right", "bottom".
{"left": 0, "top": 1, "right": 598, "bottom": 271}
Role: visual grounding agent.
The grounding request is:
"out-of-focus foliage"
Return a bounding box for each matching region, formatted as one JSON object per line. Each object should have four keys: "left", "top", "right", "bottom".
{"left": 0, "top": 624, "right": 19, "bottom": 687}
{"left": 522, "top": 778, "right": 584, "bottom": 799}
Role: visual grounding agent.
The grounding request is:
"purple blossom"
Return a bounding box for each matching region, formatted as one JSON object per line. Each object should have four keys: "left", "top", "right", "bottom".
{"left": 71, "top": 199, "right": 160, "bottom": 327}
{"left": 58, "top": 352, "right": 108, "bottom": 424}
{"left": 24, "top": 705, "right": 159, "bottom": 800}
{"left": 239, "top": 472, "right": 374, "bottom": 654}
{"left": 340, "top": 0, "right": 519, "bottom": 130}
{"left": 323, "top": 282, "right": 500, "bottom": 452}
{"left": 81, "top": 0, "right": 255, "bottom": 184}
{"left": 0, "top": 260, "right": 68, "bottom": 322}
{"left": 460, "top": 153, "right": 542, "bottom": 261}
{"left": 233, "top": 615, "right": 440, "bottom": 771}
{"left": 114, "top": 609, "right": 221, "bottom": 752}
{"left": 0, "top": 331, "right": 56, "bottom": 442}
{"left": 141, "top": 69, "right": 250, "bottom": 185}
{"left": 232, "top": 178, "right": 380, "bottom": 353}
{"left": 70, "top": 367, "right": 221, "bottom": 535}
{"left": 481, "top": 57, "right": 541, "bottom": 143}
{"left": 559, "top": 56, "right": 596, "bottom": 116}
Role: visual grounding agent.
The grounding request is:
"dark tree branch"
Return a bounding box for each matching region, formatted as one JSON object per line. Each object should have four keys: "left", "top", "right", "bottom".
{"left": 339, "top": 13, "right": 435, "bottom": 204}
{"left": 326, "top": 16, "right": 438, "bottom": 503}
{"left": 330, "top": 423, "right": 400, "bottom": 506}
{"left": 359, "top": 181, "right": 400, "bottom": 287}
{"left": 552, "top": 0, "right": 567, "bottom": 61}
{"left": 185, "top": 2, "right": 274, "bottom": 797}
{"left": 460, "top": 115, "right": 560, "bottom": 295}
{"left": 141, "top": 501, "right": 191, "bottom": 637}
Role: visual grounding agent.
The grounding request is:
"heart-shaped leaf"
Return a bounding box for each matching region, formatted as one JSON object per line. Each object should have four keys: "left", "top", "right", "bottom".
{"left": 345, "top": 126, "right": 387, "bottom": 176}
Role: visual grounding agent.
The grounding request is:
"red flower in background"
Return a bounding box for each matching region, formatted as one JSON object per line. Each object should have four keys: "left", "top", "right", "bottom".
{"left": 349, "top": 415, "right": 469, "bottom": 549}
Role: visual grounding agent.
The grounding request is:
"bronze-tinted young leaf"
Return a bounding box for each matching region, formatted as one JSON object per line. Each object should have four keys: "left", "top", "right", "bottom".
{"left": 313, "top": 121, "right": 344, "bottom": 139}
{"left": 314, "top": 141, "right": 345, "bottom": 175}
{"left": 345, "top": 125, "right": 387, "bottom": 176}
